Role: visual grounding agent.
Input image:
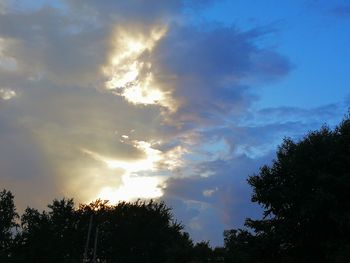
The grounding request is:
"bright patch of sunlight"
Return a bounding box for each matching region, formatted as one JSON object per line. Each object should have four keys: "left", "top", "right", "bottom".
{"left": 103, "top": 25, "right": 175, "bottom": 110}
{"left": 82, "top": 138, "right": 187, "bottom": 202}
{"left": 97, "top": 174, "right": 164, "bottom": 203}
{"left": 82, "top": 140, "right": 162, "bottom": 173}
{"left": 0, "top": 88, "right": 16, "bottom": 100}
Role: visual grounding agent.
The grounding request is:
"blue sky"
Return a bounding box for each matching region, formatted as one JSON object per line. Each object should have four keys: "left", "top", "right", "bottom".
{"left": 194, "top": 0, "right": 350, "bottom": 108}
{"left": 0, "top": 0, "right": 349, "bottom": 246}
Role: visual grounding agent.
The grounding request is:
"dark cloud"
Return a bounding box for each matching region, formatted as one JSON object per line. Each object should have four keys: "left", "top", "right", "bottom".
{"left": 154, "top": 25, "right": 291, "bottom": 128}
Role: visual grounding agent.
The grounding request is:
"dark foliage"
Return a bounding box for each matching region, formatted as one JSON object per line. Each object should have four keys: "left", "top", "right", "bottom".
{"left": 78, "top": 199, "right": 193, "bottom": 263}
{"left": 224, "top": 114, "right": 350, "bottom": 262}
{"left": 15, "top": 199, "right": 81, "bottom": 262}
{"left": 1, "top": 195, "right": 214, "bottom": 263}
{"left": 0, "top": 189, "right": 19, "bottom": 261}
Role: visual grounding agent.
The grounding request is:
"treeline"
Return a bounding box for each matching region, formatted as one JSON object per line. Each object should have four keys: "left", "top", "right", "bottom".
{"left": 0, "top": 192, "right": 224, "bottom": 263}
{"left": 1, "top": 113, "right": 350, "bottom": 262}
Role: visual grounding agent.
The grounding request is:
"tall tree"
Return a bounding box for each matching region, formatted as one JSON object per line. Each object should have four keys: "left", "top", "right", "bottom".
{"left": 244, "top": 114, "right": 350, "bottom": 262}
{"left": 0, "top": 189, "right": 18, "bottom": 261}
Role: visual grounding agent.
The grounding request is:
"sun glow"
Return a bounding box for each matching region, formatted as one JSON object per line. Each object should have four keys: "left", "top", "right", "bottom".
{"left": 0, "top": 88, "right": 16, "bottom": 100}
{"left": 98, "top": 174, "right": 164, "bottom": 203}
{"left": 83, "top": 138, "right": 186, "bottom": 203}
{"left": 82, "top": 140, "right": 162, "bottom": 173}
{"left": 103, "top": 25, "right": 175, "bottom": 109}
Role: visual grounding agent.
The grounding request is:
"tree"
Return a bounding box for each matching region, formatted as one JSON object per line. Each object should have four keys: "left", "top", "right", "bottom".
{"left": 11, "top": 198, "right": 194, "bottom": 263}
{"left": 223, "top": 229, "right": 260, "bottom": 263}
{"left": 0, "top": 189, "right": 18, "bottom": 261}
{"left": 77, "top": 199, "right": 194, "bottom": 263}
{"left": 244, "top": 115, "right": 350, "bottom": 262}
{"left": 191, "top": 241, "right": 215, "bottom": 263}
{"left": 16, "top": 198, "right": 81, "bottom": 263}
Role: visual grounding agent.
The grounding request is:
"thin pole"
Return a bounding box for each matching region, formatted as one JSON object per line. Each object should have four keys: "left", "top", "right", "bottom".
{"left": 83, "top": 214, "right": 93, "bottom": 263}
{"left": 92, "top": 226, "right": 99, "bottom": 263}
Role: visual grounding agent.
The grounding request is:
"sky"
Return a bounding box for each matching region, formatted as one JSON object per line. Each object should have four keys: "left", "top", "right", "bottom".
{"left": 0, "top": 0, "right": 349, "bottom": 246}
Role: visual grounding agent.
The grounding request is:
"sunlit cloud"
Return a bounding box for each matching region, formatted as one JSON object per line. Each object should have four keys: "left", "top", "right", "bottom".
{"left": 82, "top": 140, "right": 162, "bottom": 173}
{"left": 97, "top": 174, "right": 164, "bottom": 203}
{"left": 0, "top": 88, "right": 16, "bottom": 100}
{"left": 159, "top": 145, "right": 187, "bottom": 170}
{"left": 103, "top": 25, "right": 175, "bottom": 110}
{"left": 81, "top": 137, "right": 186, "bottom": 202}
{"left": 82, "top": 137, "right": 186, "bottom": 174}
{"left": 203, "top": 187, "right": 218, "bottom": 197}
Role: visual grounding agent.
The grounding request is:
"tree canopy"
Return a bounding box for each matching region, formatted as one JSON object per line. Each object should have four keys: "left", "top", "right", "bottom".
{"left": 225, "top": 114, "right": 350, "bottom": 262}
{"left": 0, "top": 191, "right": 227, "bottom": 263}
{"left": 11, "top": 198, "right": 196, "bottom": 262}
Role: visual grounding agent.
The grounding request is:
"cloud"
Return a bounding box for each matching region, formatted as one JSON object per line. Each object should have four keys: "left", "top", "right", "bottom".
{"left": 64, "top": 0, "right": 182, "bottom": 20}
{"left": 246, "top": 103, "right": 348, "bottom": 127}
{"left": 0, "top": 0, "right": 299, "bottom": 246}
{"left": 0, "top": 7, "right": 108, "bottom": 88}
{"left": 0, "top": 88, "right": 16, "bottom": 100}
{"left": 102, "top": 24, "right": 175, "bottom": 110}
{"left": 163, "top": 153, "right": 270, "bottom": 245}
{"left": 153, "top": 25, "right": 291, "bottom": 128}
{"left": 0, "top": 111, "right": 56, "bottom": 210}
{"left": 161, "top": 100, "right": 348, "bottom": 245}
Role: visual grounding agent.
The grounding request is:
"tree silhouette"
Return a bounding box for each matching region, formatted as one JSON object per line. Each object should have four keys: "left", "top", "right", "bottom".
{"left": 5, "top": 197, "right": 196, "bottom": 263}
{"left": 0, "top": 189, "right": 18, "bottom": 261}
{"left": 15, "top": 198, "right": 81, "bottom": 262}
{"left": 78, "top": 199, "right": 194, "bottom": 263}
{"left": 191, "top": 241, "right": 216, "bottom": 263}
{"left": 242, "top": 114, "right": 350, "bottom": 262}
{"left": 223, "top": 229, "right": 260, "bottom": 263}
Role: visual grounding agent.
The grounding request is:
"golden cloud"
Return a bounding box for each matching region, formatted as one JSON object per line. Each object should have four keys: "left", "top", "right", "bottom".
{"left": 102, "top": 24, "right": 176, "bottom": 111}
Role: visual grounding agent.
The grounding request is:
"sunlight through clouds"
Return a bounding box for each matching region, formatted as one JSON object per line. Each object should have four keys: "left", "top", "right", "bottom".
{"left": 82, "top": 140, "right": 162, "bottom": 174}
{"left": 1, "top": 0, "right": 348, "bottom": 247}
{"left": 81, "top": 138, "right": 185, "bottom": 203}
{"left": 98, "top": 174, "right": 164, "bottom": 203}
{"left": 0, "top": 88, "right": 16, "bottom": 100}
{"left": 103, "top": 25, "right": 175, "bottom": 110}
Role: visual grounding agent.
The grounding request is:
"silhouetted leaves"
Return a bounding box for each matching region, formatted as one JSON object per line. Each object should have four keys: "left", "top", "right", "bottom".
{"left": 1, "top": 196, "right": 197, "bottom": 262}
{"left": 224, "top": 114, "right": 350, "bottom": 262}
{"left": 0, "top": 189, "right": 18, "bottom": 261}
